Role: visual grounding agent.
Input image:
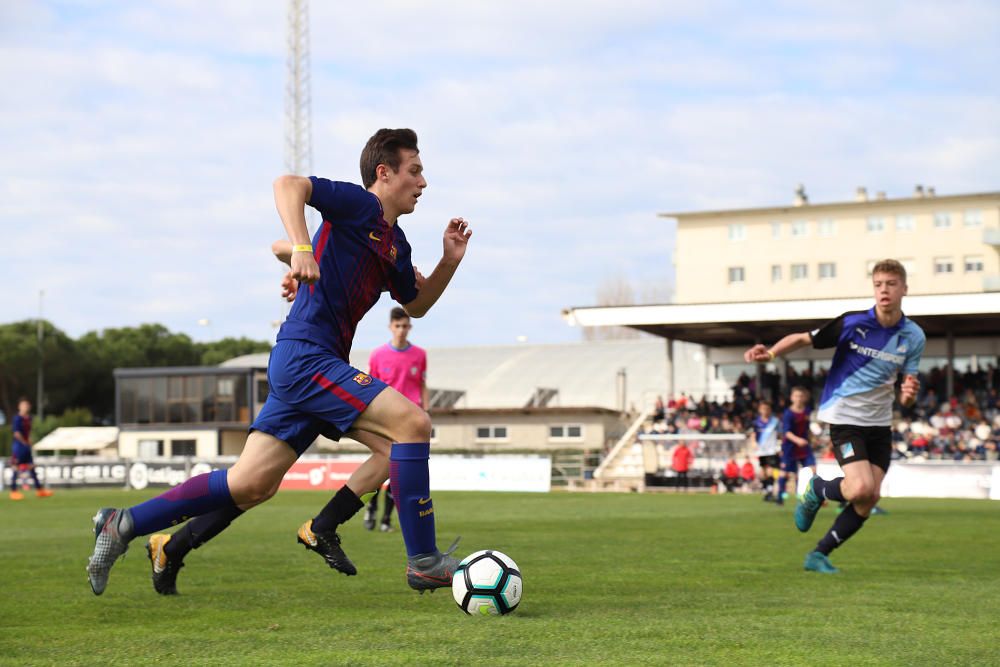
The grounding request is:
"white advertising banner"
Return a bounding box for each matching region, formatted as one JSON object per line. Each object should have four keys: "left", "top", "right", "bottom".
{"left": 429, "top": 455, "right": 551, "bottom": 492}
{"left": 798, "top": 461, "right": 997, "bottom": 500}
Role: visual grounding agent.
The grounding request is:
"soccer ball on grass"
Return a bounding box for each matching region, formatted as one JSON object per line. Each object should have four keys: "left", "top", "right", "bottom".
{"left": 452, "top": 550, "right": 521, "bottom": 616}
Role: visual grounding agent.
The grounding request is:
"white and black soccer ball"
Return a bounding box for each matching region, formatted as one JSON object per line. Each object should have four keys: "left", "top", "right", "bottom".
{"left": 452, "top": 550, "right": 521, "bottom": 616}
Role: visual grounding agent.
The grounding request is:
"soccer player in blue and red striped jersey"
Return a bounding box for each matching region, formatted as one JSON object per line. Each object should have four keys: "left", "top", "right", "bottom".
{"left": 775, "top": 387, "right": 815, "bottom": 506}
{"left": 744, "top": 259, "right": 923, "bottom": 573}
{"left": 9, "top": 398, "right": 53, "bottom": 500}
{"left": 87, "top": 128, "right": 472, "bottom": 596}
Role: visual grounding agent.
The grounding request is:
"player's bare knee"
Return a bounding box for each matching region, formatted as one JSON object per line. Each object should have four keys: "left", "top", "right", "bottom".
{"left": 400, "top": 407, "right": 432, "bottom": 442}
{"left": 843, "top": 478, "right": 874, "bottom": 504}
{"left": 229, "top": 477, "right": 278, "bottom": 507}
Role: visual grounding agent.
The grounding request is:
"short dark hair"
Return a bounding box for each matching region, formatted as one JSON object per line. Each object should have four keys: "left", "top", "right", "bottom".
{"left": 360, "top": 129, "right": 419, "bottom": 189}
{"left": 871, "top": 259, "right": 907, "bottom": 285}
{"left": 390, "top": 307, "right": 409, "bottom": 322}
{"left": 790, "top": 386, "right": 809, "bottom": 395}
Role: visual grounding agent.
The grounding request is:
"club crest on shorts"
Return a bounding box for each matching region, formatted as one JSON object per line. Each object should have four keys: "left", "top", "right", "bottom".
{"left": 840, "top": 442, "right": 855, "bottom": 458}
{"left": 353, "top": 372, "right": 373, "bottom": 386}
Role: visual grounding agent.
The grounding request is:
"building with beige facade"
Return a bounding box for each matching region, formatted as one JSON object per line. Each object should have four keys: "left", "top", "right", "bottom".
{"left": 564, "top": 186, "right": 1000, "bottom": 400}
{"left": 667, "top": 186, "right": 1000, "bottom": 304}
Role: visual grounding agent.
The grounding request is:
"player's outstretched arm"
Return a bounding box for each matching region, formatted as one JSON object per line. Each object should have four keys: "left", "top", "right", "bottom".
{"left": 743, "top": 332, "right": 812, "bottom": 363}
{"left": 273, "top": 175, "right": 320, "bottom": 285}
{"left": 403, "top": 218, "right": 472, "bottom": 318}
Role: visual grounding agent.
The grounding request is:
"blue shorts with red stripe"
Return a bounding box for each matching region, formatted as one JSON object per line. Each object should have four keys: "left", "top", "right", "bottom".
{"left": 780, "top": 443, "right": 816, "bottom": 472}
{"left": 250, "top": 339, "right": 389, "bottom": 456}
{"left": 12, "top": 442, "right": 33, "bottom": 465}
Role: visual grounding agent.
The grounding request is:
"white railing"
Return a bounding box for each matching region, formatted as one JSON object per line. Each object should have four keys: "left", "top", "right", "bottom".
{"left": 593, "top": 407, "right": 651, "bottom": 479}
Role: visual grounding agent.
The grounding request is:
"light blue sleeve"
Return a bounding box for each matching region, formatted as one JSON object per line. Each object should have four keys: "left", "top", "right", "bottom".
{"left": 904, "top": 327, "right": 925, "bottom": 376}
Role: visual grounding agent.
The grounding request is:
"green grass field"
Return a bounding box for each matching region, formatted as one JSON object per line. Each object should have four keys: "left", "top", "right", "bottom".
{"left": 3, "top": 490, "right": 999, "bottom": 666}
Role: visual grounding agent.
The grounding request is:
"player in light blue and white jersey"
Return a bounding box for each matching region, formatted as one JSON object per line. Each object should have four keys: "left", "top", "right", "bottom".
{"left": 750, "top": 401, "right": 780, "bottom": 502}
{"left": 743, "top": 260, "right": 923, "bottom": 573}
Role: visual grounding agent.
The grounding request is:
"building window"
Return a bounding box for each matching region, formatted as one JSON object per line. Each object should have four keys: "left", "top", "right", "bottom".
{"left": 430, "top": 426, "right": 437, "bottom": 442}
{"left": 171, "top": 439, "right": 197, "bottom": 456}
{"left": 791, "top": 220, "right": 808, "bottom": 238}
{"left": 964, "top": 210, "right": 983, "bottom": 227}
{"left": 771, "top": 265, "right": 782, "bottom": 282}
{"left": 728, "top": 224, "right": 746, "bottom": 241}
{"left": 728, "top": 267, "right": 745, "bottom": 283}
{"left": 934, "top": 257, "right": 954, "bottom": 274}
{"left": 866, "top": 216, "right": 885, "bottom": 233}
{"left": 138, "top": 439, "right": 164, "bottom": 458}
{"left": 771, "top": 222, "right": 781, "bottom": 239}
{"left": 819, "top": 262, "right": 837, "bottom": 279}
{"left": 965, "top": 255, "right": 984, "bottom": 273}
{"left": 791, "top": 263, "right": 808, "bottom": 280}
{"left": 549, "top": 424, "right": 583, "bottom": 441}
{"left": 475, "top": 425, "right": 508, "bottom": 440}
{"left": 817, "top": 218, "right": 836, "bottom": 237}
{"left": 933, "top": 212, "right": 951, "bottom": 229}
{"left": 119, "top": 373, "right": 247, "bottom": 426}
{"left": 895, "top": 214, "right": 915, "bottom": 232}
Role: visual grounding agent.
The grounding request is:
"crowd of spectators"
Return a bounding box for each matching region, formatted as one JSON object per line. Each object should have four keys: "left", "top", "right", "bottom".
{"left": 644, "top": 364, "right": 1000, "bottom": 464}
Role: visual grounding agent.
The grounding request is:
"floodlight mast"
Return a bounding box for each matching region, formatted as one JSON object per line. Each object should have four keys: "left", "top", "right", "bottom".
{"left": 285, "top": 0, "right": 313, "bottom": 235}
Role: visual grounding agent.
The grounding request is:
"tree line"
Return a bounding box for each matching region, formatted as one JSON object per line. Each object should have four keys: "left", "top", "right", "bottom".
{"left": 0, "top": 321, "right": 271, "bottom": 454}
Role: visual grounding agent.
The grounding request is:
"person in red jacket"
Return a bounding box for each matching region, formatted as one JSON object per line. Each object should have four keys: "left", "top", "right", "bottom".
{"left": 722, "top": 458, "right": 740, "bottom": 493}
{"left": 740, "top": 458, "right": 756, "bottom": 492}
{"left": 671, "top": 441, "right": 694, "bottom": 492}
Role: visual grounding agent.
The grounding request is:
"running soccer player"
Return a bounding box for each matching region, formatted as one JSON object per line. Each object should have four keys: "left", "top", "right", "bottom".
{"left": 743, "top": 259, "right": 923, "bottom": 573}
{"left": 87, "top": 128, "right": 472, "bottom": 596}
{"left": 776, "top": 387, "right": 816, "bottom": 506}
{"left": 749, "top": 400, "right": 780, "bottom": 502}
{"left": 9, "top": 398, "right": 53, "bottom": 500}
{"left": 363, "top": 306, "right": 428, "bottom": 532}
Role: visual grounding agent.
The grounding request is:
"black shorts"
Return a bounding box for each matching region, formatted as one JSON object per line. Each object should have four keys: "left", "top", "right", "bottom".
{"left": 757, "top": 455, "right": 780, "bottom": 469}
{"left": 829, "top": 424, "right": 892, "bottom": 472}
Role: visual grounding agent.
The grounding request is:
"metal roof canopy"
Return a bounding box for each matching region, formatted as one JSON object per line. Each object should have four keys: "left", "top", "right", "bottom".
{"left": 563, "top": 293, "right": 1000, "bottom": 347}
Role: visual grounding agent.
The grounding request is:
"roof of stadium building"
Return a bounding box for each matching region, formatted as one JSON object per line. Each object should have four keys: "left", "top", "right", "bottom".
{"left": 562, "top": 292, "right": 1000, "bottom": 347}
{"left": 658, "top": 190, "right": 1000, "bottom": 220}
{"left": 223, "top": 338, "right": 671, "bottom": 411}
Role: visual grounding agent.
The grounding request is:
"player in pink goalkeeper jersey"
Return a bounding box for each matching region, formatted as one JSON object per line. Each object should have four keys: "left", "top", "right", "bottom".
{"left": 363, "top": 307, "right": 428, "bottom": 531}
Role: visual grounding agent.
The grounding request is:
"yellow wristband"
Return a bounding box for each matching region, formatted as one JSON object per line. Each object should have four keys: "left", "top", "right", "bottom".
{"left": 292, "top": 244, "right": 313, "bottom": 253}
{"left": 767, "top": 350, "right": 776, "bottom": 361}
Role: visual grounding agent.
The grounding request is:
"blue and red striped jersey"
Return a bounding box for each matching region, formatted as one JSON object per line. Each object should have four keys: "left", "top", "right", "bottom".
{"left": 276, "top": 178, "right": 419, "bottom": 360}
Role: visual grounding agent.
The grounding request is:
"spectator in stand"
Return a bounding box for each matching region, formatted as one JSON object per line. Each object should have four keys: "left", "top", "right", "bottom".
{"left": 721, "top": 458, "right": 740, "bottom": 493}
{"left": 653, "top": 395, "right": 665, "bottom": 422}
{"left": 671, "top": 441, "right": 694, "bottom": 492}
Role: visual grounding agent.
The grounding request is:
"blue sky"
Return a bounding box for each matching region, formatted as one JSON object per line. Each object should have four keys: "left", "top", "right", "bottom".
{"left": 2, "top": 1, "right": 998, "bottom": 350}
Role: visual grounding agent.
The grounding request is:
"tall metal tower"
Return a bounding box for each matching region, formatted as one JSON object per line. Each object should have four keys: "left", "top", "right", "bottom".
{"left": 285, "top": 0, "right": 313, "bottom": 184}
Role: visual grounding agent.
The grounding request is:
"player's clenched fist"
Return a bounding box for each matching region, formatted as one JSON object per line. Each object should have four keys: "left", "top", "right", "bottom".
{"left": 900, "top": 374, "right": 920, "bottom": 406}
{"left": 743, "top": 344, "right": 773, "bottom": 363}
{"left": 280, "top": 271, "right": 299, "bottom": 302}
{"left": 290, "top": 251, "right": 320, "bottom": 284}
